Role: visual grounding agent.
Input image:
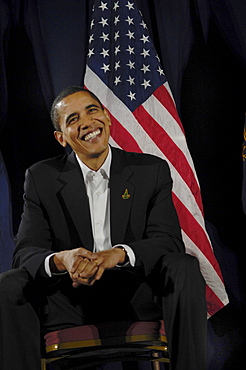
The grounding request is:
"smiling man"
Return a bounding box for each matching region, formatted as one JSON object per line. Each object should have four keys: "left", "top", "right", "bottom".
{"left": 0, "top": 87, "right": 207, "bottom": 370}
{"left": 53, "top": 88, "right": 111, "bottom": 169}
{"left": 50, "top": 87, "right": 133, "bottom": 284}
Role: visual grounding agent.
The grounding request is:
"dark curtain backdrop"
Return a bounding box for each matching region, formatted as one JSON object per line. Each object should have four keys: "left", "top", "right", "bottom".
{"left": 0, "top": 1, "right": 246, "bottom": 368}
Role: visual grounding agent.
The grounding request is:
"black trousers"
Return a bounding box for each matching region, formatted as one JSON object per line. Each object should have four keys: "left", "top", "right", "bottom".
{"left": 0, "top": 253, "right": 207, "bottom": 370}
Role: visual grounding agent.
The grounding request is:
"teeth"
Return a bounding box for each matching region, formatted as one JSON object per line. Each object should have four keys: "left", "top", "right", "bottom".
{"left": 84, "top": 129, "right": 100, "bottom": 141}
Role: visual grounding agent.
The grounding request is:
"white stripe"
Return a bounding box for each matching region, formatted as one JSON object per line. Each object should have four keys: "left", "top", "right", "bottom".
{"left": 182, "top": 231, "right": 229, "bottom": 306}
{"left": 143, "top": 93, "right": 199, "bottom": 183}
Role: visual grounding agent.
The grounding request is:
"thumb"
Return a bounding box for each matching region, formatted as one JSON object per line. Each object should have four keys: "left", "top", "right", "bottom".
{"left": 72, "top": 281, "right": 81, "bottom": 288}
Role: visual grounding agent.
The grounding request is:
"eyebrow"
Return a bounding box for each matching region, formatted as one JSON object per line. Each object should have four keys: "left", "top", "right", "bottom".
{"left": 65, "top": 104, "right": 101, "bottom": 125}
{"left": 86, "top": 103, "right": 100, "bottom": 110}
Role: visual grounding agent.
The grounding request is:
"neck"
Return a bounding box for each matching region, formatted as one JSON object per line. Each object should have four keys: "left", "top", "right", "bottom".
{"left": 76, "top": 147, "right": 109, "bottom": 171}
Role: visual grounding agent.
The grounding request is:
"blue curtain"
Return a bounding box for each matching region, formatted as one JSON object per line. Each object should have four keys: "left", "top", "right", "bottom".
{"left": 0, "top": 151, "right": 15, "bottom": 272}
{"left": 0, "top": 1, "right": 246, "bottom": 367}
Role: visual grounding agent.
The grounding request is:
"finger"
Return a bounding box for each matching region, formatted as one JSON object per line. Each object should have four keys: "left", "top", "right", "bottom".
{"left": 70, "top": 255, "right": 86, "bottom": 274}
{"left": 77, "top": 248, "right": 95, "bottom": 260}
{"left": 79, "top": 260, "right": 98, "bottom": 278}
{"left": 94, "top": 265, "right": 105, "bottom": 281}
{"left": 72, "top": 281, "right": 81, "bottom": 288}
{"left": 72, "top": 258, "right": 90, "bottom": 277}
{"left": 73, "top": 275, "right": 96, "bottom": 287}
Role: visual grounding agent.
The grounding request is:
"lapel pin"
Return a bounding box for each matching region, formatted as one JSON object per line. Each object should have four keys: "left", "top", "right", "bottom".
{"left": 122, "top": 189, "right": 130, "bottom": 199}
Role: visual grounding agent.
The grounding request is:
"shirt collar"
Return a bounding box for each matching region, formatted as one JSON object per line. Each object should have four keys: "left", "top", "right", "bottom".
{"left": 75, "top": 146, "right": 111, "bottom": 180}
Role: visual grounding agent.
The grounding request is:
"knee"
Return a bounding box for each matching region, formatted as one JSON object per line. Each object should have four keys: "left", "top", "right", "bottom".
{"left": 175, "top": 253, "right": 200, "bottom": 270}
{"left": 0, "top": 268, "right": 31, "bottom": 304}
{"left": 0, "top": 269, "right": 16, "bottom": 291}
{"left": 160, "top": 253, "right": 203, "bottom": 281}
{"left": 162, "top": 252, "right": 199, "bottom": 268}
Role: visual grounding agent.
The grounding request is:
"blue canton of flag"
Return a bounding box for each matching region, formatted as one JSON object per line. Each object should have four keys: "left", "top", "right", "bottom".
{"left": 87, "top": 0, "right": 167, "bottom": 112}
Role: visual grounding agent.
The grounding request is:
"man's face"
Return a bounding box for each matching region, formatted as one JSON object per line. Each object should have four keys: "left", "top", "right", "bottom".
{"left": 54, "top": 91, "right": 111, "bottom": 163}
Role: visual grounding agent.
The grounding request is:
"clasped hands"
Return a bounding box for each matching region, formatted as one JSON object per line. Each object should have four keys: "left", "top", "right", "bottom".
{"left": 53, "top": 247, "right": 126, "bottom": 287}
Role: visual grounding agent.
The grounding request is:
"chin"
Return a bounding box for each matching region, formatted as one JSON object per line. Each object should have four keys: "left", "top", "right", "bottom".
{"left": 90, "top": 149, "right": 107, "bottom": 158}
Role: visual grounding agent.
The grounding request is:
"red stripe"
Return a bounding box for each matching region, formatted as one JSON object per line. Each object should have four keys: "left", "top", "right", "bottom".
{"left": 153, "top": 85, "right": 185, "bottom": 134}
{"left": 172, "top": 193, "right": 224, "bottom": 281}
{"left": 109, "top": 113, "right": 143, "bottom": 153}
{"left": 206, "top": 285, "right": 224, "bottom": 314}
{"left": 133, "top": 105, "right": 203, "bottom": 213}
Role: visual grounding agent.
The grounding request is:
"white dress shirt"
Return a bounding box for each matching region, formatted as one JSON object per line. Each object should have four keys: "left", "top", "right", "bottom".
{"left": 80, "top": 148, "right": 112, "bottom": 253}
{"left": 45, "top": 146, "right": 135, "bottom": 276}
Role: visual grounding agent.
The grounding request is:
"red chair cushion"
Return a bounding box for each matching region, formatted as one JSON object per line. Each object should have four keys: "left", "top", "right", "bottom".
{"left": 44, "top": 320, "right": 165, "bottom": 348}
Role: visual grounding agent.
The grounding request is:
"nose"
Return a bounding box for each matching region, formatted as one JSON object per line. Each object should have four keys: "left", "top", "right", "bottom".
{"left": 77, "top": 115, "right": 94, "bottom": 131}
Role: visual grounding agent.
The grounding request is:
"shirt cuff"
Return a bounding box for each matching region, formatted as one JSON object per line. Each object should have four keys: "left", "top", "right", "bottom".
{"left": 113, "top": 244, "right": 135, "bottom": 267}
{"left": 44, "top": 253, "right": 68, "bottom": 277}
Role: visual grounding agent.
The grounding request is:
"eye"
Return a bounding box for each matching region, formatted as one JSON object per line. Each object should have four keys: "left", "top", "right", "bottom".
{"left": 88, "top": 107, "right": 98, "bottom": 114}
{"left": 67, "top": 115, "right": 79, "bottom": 125}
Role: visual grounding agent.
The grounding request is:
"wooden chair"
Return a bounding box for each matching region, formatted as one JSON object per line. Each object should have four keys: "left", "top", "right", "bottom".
{"left": 42, "top": 320, "right": 169, "bottom": 369}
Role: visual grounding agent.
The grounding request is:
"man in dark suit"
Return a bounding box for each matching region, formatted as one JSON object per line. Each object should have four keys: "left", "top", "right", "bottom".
{"left": 0, "top": 87, "right": 207, "bottom": 370}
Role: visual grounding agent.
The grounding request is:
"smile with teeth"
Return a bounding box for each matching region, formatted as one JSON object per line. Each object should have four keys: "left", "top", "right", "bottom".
{"left": 83, "top": 128, "right": 101, "bottom": 141}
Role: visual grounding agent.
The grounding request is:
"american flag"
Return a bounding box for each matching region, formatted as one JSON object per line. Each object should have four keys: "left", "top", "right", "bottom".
{"left": 84, "top": 0, "right": 229, "bottom": 316}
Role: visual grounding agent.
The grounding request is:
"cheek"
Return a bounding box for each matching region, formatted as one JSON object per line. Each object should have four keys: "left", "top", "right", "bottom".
{"left": 66, "top": 127, "right": 78, "bottom": 139}
{"left": 105, "top": 123, "right": 111, "bottom": 135}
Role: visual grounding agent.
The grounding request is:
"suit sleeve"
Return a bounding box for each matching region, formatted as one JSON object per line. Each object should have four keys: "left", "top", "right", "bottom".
{"left": 128, "top": 160, "right": 185, "bottom": 277}
{"left": 13, "top": 169, "right": 55, "bottom": 279}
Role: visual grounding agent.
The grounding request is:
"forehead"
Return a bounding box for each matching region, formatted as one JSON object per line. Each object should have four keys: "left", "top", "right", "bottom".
{"left": 56, "top": 91, "right": 100, "bottom": 115}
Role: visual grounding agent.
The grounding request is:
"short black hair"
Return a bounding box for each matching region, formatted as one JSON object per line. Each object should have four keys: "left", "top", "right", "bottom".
{"left": 50, "top": 86, "right": 103, "bottom": 131}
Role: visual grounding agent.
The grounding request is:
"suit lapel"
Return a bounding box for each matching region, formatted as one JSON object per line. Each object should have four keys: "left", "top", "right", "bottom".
{"left": 110, "top": 148, "right": 135, "bottom": 245}
{"left": 56, "top": 149, "right": 135, "bottom": 249}
{"left": 57, "top": 152, "right": 94, "bottom": 250}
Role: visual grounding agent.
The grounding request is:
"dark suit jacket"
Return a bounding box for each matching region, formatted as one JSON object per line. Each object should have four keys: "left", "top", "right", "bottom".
{"left": 13, "top": 147, "right": 184, "bottom": 281}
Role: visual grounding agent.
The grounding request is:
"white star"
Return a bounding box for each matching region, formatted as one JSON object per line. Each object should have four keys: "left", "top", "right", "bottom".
{"left": 113, "top": 1, "right": 119, "bottom": 11}
{"left": 115, "top": 61, "right": 121, "bottom": 70}
{"left": 127, "top": 91, "right": 136, "bottom": 101}
{"left": 141, "top": 48, "right": 150, "bottom": 58}
{"left": 126, "top": 1, "right": 134, "bottom": 10}
{"left": 88, "top": 48, "right": 94, "bottom": 58}
{"left": 90, "top": 19, "right": 95, "bottom": 29}
{"left": 140, "top": 20, "right": 147, "bottom": 29}
{"left": 99, "top": 17, "right": 108, "bottom": 27}
{"left": 100, "top": 32, "right": 109, "bottom": 42}
{"left": 101, "top": 63, "right": 110, "bottom": 73}
{"left": 100, "top": 48, "right": 109, "bottom": 58}
{"left": 99, "top": 1, "right": 108, "bottom": 11}
{"left": 141, "top": 79, "right": 151, "bottom": 89}
{"left": 114, "top": 76, "right": 121, "bottom": 85}
{"left": 114, "top": 31, "right": 120, "bottom": 41}
{"left": 114, "top": 15, "right": 120, "bottom": 25}
{"left": 127, "top": 75, "right": 135, "bottom": 85}
{"left": 157, "top": 66, "right": 165, "bottom": 76}
{"left": 125, "top": 16, "right": 134, "bottom": 25}
{"left": 141, "top": 64, "right": 150, "bottom": 73}
{"left": 89, "top": 34, "right": 94, "bottom": 44}
{"left": 114, "top": 45, "right": 120, "bottom": 55}
{"left": 127, "top": 60, "right": 135, "bottom": 69}
{"left": 126, "top": 45, "right": 135, "bottom": 55}
{"left": 140, "top": 34, "right": 149, "bottom": 43}
{"left": 126, "top": 30, "right": 135, "bottom": 39}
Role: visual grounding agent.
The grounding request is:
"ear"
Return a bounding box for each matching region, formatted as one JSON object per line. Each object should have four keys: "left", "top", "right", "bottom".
{"left": 54, "top": 131, "right": 67, "bottom": 147}
{"left": 103, "top": 108, "right": 112, "bottom": 126}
